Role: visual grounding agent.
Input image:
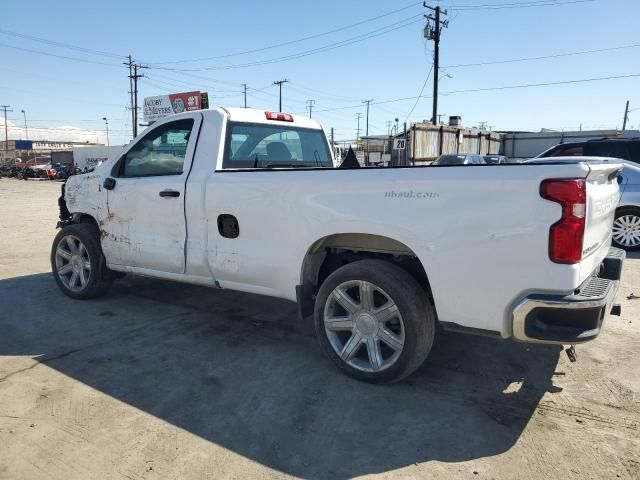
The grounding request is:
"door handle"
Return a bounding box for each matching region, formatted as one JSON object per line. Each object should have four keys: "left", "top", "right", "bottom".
{"left": 159, "top": 189, "right": 181, "bottom": 198}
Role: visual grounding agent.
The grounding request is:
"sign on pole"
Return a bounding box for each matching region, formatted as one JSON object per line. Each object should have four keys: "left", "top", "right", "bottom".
{"left": 143, "top": 91, "right": 203, "bottom": 123}
{"left": 393, "top": 138, "right": 406, "bottom": 150}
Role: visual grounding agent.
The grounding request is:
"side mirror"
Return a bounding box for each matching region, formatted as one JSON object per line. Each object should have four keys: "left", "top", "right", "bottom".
{"left": 103, "top": 178, "right": 116, "bottom": 190}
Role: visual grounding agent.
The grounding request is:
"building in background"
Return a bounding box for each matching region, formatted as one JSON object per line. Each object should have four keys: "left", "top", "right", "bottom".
{"left": 0, "top": 139, "right": 105, "bottom": 165}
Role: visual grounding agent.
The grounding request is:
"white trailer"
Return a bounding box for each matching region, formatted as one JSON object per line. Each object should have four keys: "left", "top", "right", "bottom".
{"left": 72, "top": 146, "right": 123, "bottom": 171}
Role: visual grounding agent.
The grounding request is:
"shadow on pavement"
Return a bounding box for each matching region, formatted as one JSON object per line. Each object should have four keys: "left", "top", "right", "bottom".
{"left": 0, "top": 272, "right": 563, "bottom": 479}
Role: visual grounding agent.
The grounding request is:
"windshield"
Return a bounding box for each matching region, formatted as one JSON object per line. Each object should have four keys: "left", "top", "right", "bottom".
{"left": 223, "top": 122, "right": 333, "bottom": 169}
{"left": 433, "top": 154, "right": 467, "bottom": 165}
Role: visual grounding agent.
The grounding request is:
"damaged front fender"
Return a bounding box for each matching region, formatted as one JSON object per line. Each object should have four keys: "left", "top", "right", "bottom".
{"left": 56, "top": 182, "right": 73, "bottom": 228}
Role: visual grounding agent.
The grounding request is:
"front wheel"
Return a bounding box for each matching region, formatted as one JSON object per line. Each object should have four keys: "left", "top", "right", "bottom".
{"left": 612, "top": 207, "right": 640, "bottom": 251}
{"left": 314, "top": 259, "right": 435, "bottom": 384}
{"left": 51, "top": 223, "right": 113, "bottom": 299}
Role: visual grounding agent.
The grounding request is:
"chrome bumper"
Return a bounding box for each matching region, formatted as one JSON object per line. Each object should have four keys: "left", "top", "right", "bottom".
{"left": 512, "top": 247, "right": 625, "bottom": 344}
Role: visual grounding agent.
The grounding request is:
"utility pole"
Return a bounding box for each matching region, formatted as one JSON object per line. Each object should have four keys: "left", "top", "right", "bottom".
{"left": 306, "top": 99, "right": 315, "bottom": 118}
{"left": 124, "top": 55, "right": 147, "bottom": 138}
{"left": 1, "top": 105, "right": 12, "bottom": 151}
{"left": 363, "top": 99, "right": 373, "bottom": 165}
{"left": 478, "top": 121, "right": 488, "bottom": 130}
{"left": 273, "top": 79, "right": 289, "bottom": 112}
{"left": 242, "top": 84, "right": 248, "bottom": 108}
{"left": 20, "top": 110, "right": 28, "bottom": 139}
{"left": 395, "top": 118, "right": 399, "bottom": 136}
{"left": 356, "top": 112, "right": 362, "bottom": 144}
{"left": 623, "top": 100, "right": 630, "bottom": 131}
{"left": 385, "top": 120, "right": 392, "bottom": 135}
{"left": 124, "top": 55, "right": 135, "bottom": 138}
{"left": 131, "top": 63, "right": 147, "bottom": 137}
{"left": 424, "top": 3, "right": 448, "bottom": 125}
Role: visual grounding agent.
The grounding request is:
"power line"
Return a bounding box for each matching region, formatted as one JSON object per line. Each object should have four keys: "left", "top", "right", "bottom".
{"left": 440, "top": 73, "right": 640, "bottom": 95}
{"left": 287, "top": 84, "right": 361, "bottom": 103}
{"left": 306, "top": 73, "right": 640, "bottom": 114}
{"left": 444, "top": 0, "right": 597, "bottom": 10}
{"left": 405, "top": 64, "right": 434, "bottom": 122}
{"left": 0, "top": 28, "right": 126, "bottom": 59}
{"left": 153, "top": 15, "right": 423, "bottom": 72}
{"left": 0, "top": 42, "right": 123, "bottom": 68}
{"left": 146, "top": 2, "right": 422, "bottom": 65}
{"left": 445, "top": 43, "right": 640, "bottom": 68}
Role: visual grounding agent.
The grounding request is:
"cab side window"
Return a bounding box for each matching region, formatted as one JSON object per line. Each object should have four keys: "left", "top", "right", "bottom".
{"left": 118, "top": 119, "right": 194, "bottom": 177}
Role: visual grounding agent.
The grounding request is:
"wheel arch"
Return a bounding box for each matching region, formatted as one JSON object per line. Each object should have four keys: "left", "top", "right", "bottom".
{"left": 297, "top": 233, "right": 433, "bottom": 319}
{"left": 68, "top": 212, "right": 100, "bottom": 231}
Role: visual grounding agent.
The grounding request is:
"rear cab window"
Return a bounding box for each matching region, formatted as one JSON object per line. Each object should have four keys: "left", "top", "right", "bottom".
{"left": 222, "top": 122, "right": 333, "bottom": 169}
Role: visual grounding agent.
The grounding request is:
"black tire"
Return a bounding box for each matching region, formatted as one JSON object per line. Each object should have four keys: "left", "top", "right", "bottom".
{"left": 612, "top": 206, "right": 640, "bottom": 252}
{"left": 50, "top": 223, "right": 113, "bottom": 299}
{"left": 313, "top": 259, "right": 435, "bottom": 384}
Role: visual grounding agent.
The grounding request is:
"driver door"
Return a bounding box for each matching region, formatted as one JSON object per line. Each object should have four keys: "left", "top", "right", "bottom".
{"left": 101, "top": 114, "right": 201, "bottom": 274}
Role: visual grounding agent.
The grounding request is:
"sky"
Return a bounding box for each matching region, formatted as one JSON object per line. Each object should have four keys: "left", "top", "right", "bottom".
{"left": 0, "top": 0, "right": 638, "bottom": 146}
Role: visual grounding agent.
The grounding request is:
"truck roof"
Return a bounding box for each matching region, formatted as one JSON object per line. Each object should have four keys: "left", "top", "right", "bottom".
{"left": 218, "top": 107, "right": 324, "bottom": 130}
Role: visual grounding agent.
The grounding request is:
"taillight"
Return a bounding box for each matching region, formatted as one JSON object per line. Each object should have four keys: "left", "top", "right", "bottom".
{"left": 265, "top": 111, "right": 294, "bottom": 122}
{"left": 540, "top": 178, "right": 586, "bottom": 264}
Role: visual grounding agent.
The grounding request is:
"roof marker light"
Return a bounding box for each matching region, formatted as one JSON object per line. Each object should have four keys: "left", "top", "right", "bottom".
{"left": 265, "top": 112, "right": 294, "bottom": 122}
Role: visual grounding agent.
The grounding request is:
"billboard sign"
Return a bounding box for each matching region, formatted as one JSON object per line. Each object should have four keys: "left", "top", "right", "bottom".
{"left": 143, "top": 91, "right": 202, "bottom": 123}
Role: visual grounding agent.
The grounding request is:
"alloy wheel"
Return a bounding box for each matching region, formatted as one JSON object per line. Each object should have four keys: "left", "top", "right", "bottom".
{"left": 613, "top": 214, "right": 640, "bottom": 248}
{"left": 54, "top": 235, "right": 91, "bottom": 292}
{"left": 323, "top": 280, "right": 405, "bottom": 373}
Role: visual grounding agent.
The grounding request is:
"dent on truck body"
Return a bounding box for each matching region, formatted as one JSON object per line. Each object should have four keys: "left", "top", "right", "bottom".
{"left": 62, "top": 174, "right": 108, "bottom": 227}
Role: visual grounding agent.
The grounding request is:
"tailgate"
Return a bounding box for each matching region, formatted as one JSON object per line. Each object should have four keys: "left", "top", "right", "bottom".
{"left": 580, "top": 162, "right": 622, "bottom": 281}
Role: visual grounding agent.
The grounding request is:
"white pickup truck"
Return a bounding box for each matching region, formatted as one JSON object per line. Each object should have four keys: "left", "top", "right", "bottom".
{"left": 52, "top": 108, "right": 625, "bottom": 383}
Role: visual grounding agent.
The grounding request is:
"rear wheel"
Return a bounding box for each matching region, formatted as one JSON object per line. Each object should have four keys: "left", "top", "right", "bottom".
{"left": 51, "top": 223, "right": 113, "bottom": 299}
{"left": 314, "top": 259, "right": 435, "bottom": 384}
{"left": 612, "top": 207, "right": 640, "bottom": 251}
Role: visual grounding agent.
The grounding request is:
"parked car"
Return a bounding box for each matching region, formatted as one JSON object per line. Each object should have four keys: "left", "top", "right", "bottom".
{"left": 483, "top": 155, "right": 509, "bottom": 164}
{"left": 52, "top": 163, "right": 72, "bottom": 180}
{"left": 432, "top": 154, "right": 486, "bottom": 165}
{"left": 51, "top": 108, "right": 624, "bottom": 383}
{"left": 537, "top": 137, "right": 640, "bottom": 165}
{"left": 537, "top": 139, "right": 640, "bottom": 251}
{"left": 612, "top": 162, "right": 640, "bottom": 251}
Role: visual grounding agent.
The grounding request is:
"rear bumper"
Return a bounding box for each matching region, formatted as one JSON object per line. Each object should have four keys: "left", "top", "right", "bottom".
{"left": 512, "top": 247, "right": 625, "bottom": 344}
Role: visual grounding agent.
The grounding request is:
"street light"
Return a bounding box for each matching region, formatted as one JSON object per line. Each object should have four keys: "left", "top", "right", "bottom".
{"left": 102, "top": 117, "right": 110, "bottom": 146}
{"left": 20, "top": 110, "right": 28, "bottom": 139}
